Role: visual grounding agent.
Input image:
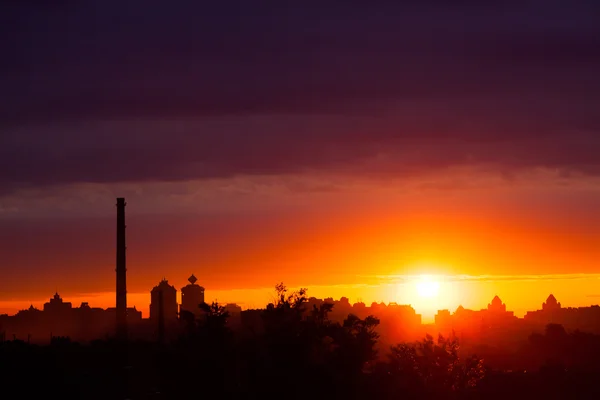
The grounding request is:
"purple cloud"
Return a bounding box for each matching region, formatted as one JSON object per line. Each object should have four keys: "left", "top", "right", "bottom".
{"left": 0, "top": 1, "right": 599, "bottom": 193}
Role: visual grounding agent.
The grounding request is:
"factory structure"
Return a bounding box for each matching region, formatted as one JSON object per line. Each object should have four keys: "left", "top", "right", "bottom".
{"left": 115, "top": 197, "right": 128, "bottom": 341}
{"left": 0, "top": 198, "right": 241, "bottom": 344}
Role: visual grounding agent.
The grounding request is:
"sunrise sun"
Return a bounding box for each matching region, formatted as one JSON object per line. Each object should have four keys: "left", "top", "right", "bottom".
{"left": 416, "top": 275, "right": 441, "bottom": 298}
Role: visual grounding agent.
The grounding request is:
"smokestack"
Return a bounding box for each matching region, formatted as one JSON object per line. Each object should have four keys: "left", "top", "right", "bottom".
{"left": 116, "top": 198, "right": 128, "bottom": 340}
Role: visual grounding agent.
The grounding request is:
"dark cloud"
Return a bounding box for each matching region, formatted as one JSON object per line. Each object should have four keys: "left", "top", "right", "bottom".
{"left": 1, "top": 1, "right": 600, "bottom": 193}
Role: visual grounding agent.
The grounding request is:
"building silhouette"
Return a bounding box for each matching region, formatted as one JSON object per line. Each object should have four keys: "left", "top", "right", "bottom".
{"left": 150, "top": 279, "right": 178, "bottom": 322}
{"left": 0, "top": 292, "right": 143, "bottom": 343}
{"left": 180, "top": 274, "right": 205, "bottom": 317}
{"left": 525, "top": 294, "right": 600, "bottom": 334}
{"left": 488, "top": 295, "right": 508, "bottom": 313}
{"left": 5, "top": 284, "right": 600, "bottom": 346}
{"left": 542, "top": 294, "right": 561, "bottom": 311}
{"left": 434, "top": 295, "right": 521, "bottom": 346}
{"left": 44, "top": 292, "right": 73, "bottom": 314}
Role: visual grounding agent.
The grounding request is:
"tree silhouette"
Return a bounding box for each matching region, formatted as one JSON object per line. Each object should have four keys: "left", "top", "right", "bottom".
{"left": 10, "top": 285, "right": 600, "bottom": 399}
{"left": 384, "top": 333, "right": 485, "bottom": 397}
{"left": 336, "top": 314, "right": 380, "bottom": 372}
{"left": 199, "top": 301, "right": 230, "bottom": 331}
{"left": 179, "top": 309, "right": 197, "bottom": 336}
{"left": 309, "top": 302, "right": 335, "bottom": 327}
{"left": 272, "top": 282, "right": 308, "bottom": 311}
{"left": 262, "top": 283, "right": 308, "bottom": 336}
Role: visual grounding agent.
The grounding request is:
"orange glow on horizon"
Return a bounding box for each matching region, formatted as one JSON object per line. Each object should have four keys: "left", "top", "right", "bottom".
{"left": 2, "top": 274, "right": 600, "bottom": 324}
{"left": 3, "top": 186, "right": 600, "bottom": 324}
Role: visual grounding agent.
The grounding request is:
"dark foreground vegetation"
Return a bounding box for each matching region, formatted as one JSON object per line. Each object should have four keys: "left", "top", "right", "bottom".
{"left": 1, "top": 285, "right": 600, "bottom": 399}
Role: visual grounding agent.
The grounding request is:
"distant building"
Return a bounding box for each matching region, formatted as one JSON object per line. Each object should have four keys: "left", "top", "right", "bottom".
{"left": 488, "top": 295, "right": 508, "bottom": 313}
{"left": 0, "top": 291, "right": 148, "bottom": 343}
{"left": 525, "top": 294, "right": 600, "bottom": 334}
{"left": 542, "top": 294, "right": 561, "bottom": 311}
{"left": 434, "top": 296, "right": 520, "bottom": 344}
{"left": 150, "top": 279, "right": 178, "bottom": 322}
{"left": 43, "top": 292, "right": 75, "bottom": 337}
{"left": 435, "top": 309, "right": 452, "bottom": 327}
{"left": 180, "top": 274, "right": 205, "bottom": 317}
{"left": 43, "top": 292, "right": 73, "bottom": 314}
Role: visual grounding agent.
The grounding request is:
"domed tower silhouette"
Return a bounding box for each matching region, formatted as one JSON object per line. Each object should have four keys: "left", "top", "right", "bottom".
{"left": 181, "top": 274, "right": 205, "bottom": 317}
{"left": 543, "top": 294, "right": 561, "bottom": 311}
{"left": 488, "top": 295, "right": 507, "bottom": 313}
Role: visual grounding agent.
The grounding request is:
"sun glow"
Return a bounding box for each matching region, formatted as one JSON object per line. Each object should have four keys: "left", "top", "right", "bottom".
{"left": 416, "top": 275, "right": 441, "bottom": 298}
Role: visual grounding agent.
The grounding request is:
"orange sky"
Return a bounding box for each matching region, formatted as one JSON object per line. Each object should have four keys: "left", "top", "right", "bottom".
{"left": 2, "top": 169, "right": 600, "bottom": 321}
{"left": 2, "top": 0, "right": 600, "bottom": 330}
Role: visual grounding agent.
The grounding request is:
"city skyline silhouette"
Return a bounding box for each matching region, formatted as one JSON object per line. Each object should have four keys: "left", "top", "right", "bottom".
{"left": 2, "top": 1, "right": 600, "bottom": 398}
{"left": 3, "top": 2, "right": 600, "bottom": 322}
{"left": 2, "top": 198, "right": 600, "bottom": 347}
{"left": 3, "top": 197, "right": 600, "bottom": 324}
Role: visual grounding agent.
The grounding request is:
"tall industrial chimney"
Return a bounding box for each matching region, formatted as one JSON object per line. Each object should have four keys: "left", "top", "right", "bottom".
{"left": 116, "top": 198, "right": 128, "bottom": 340}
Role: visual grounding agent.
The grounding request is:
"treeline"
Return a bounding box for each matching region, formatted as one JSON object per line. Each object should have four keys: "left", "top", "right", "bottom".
{"left": 1, "top": 284, "right": 600, "bottom": 399}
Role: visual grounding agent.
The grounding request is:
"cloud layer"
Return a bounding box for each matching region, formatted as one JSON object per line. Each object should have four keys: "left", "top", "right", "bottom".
{"left": 1, "top": 1, "right": 599, "bottom": 193}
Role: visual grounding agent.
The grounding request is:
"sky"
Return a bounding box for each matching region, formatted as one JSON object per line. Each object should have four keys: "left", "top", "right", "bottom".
{"left": 1, "top": 1, "right": 600, "bottom": 320}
